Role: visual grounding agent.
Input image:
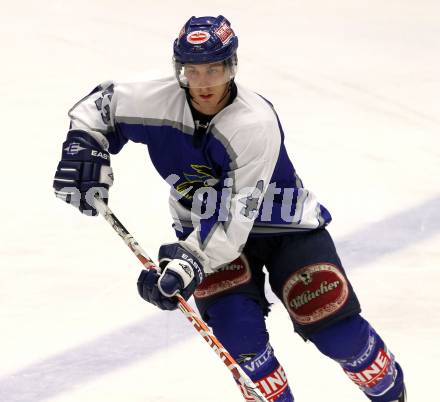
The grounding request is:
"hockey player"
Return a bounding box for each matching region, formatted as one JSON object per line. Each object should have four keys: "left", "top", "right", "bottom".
{"left": 53, "top": 15, "right": 406, "bottom": 402}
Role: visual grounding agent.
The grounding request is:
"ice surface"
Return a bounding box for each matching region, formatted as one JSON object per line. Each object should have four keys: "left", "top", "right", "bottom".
{"left": 1, "top": 1, "right": 439, "bottom": 401}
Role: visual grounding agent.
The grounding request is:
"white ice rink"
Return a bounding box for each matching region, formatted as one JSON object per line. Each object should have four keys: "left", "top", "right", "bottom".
{"left": 1, "top": 1, "right": 439, "bottom": 401}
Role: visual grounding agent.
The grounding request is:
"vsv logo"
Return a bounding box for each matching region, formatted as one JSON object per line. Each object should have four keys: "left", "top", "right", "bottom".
{"left": 176, "top": 164, "right": 218, "bottom": 199}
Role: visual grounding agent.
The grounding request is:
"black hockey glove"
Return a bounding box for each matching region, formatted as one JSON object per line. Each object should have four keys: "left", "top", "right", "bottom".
{"left": 137, "top": 243, "right": 205, "bottom": 310}
{"left": 53, "top": 130, "right": 113, "bottom": 216}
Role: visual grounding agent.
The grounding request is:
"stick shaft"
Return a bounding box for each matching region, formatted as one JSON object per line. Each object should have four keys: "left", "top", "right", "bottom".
{"left": 94, "top": 197, "right": 268, "bottom": 402}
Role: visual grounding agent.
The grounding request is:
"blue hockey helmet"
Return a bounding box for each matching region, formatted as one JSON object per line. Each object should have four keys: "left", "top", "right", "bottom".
{"left": 173, "top": 15, "right": 238, "bottom": 87}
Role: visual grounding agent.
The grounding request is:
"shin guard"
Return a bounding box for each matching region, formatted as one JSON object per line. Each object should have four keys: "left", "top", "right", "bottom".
{"left": 237, "top": 343, "right": 294, "bottom": 402}
{"left": 310, "top": 315, "right": 404, "bottom": 401}
{"left": 206, "top": 295, "right": 294, "bottom": 401}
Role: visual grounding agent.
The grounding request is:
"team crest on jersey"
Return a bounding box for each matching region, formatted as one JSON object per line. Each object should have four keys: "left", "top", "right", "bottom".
{"left": 194, "top": 255, "right": 251, "bottom": 298}
{"left": 95, "top": 84, "right": 114, "bottom": 125}
{"left": 282, "top": 263, "right": 349, "bottom": 325}
{"left": 176, "top": 164, "right": 219, "bottom": 199}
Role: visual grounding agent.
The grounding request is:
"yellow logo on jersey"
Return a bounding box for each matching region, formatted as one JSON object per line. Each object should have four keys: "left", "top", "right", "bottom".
{"left": 176, "top": 164, "right": 219, "bottom": 199}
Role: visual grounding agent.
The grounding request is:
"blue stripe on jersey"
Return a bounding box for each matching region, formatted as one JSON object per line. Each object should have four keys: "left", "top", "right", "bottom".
{"left": 114, "top": 120, "right": 234, "bottom": 244}
{"left": 112, "top": 117, "right": 331, "bottom": 237}
{"left": 115, "top": 121, "right": 230, "bottom": 183}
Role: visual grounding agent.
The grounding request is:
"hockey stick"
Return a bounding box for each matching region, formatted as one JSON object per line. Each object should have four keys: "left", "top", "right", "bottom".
{"left": 93, "top": 196, "right": 268, "bottom": 402}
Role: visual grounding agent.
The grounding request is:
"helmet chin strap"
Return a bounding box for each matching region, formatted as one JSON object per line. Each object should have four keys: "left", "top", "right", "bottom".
{"left": 216, "top": 80, "right": 233, "bottom": 107}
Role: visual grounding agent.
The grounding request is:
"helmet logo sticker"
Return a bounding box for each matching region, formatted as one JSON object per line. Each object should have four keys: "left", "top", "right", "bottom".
{"left": 187, "top": 31, "right": 211, "bottom": 44}
{"left": 215, "top": 21, "right": 234, "bottom": 44}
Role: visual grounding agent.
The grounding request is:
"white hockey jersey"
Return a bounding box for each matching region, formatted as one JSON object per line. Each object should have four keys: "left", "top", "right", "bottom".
{"left": 68, "top": 76, "right": 331, "bottom": 272}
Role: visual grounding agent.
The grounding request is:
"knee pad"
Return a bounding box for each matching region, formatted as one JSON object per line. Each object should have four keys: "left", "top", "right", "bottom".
{"left": 309, "top": 315, "right": 403, "bottom": 400}
{"left": 309, "top": 314, "right": 370, "bottom": 359}
{"left": 206, "top": 294, "right": 269, "bottom": 357}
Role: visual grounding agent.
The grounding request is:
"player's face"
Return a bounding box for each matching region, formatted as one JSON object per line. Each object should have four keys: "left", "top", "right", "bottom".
{"left": 184, "top": 62, "right": 230, "bottom": 114}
